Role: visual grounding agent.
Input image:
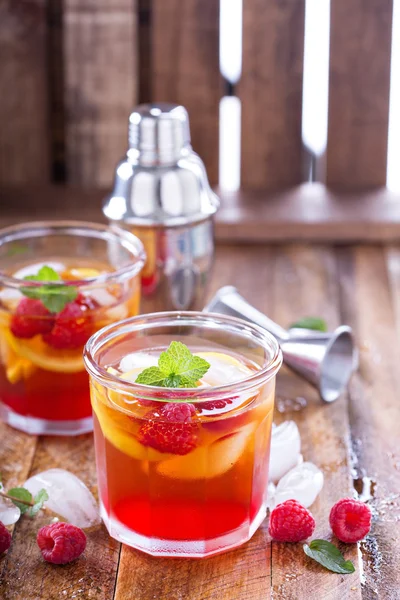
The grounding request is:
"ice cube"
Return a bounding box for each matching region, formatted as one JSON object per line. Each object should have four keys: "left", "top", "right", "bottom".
{"left": 269, "top": 421, "right": 301, "bottom": 483}
{"left": 24, "top": 468, "right": 100, "bottom": 528}
{"left": 0, "top": 484, "right": 21, "bottom": 525}
{"left": 13, "top": 262, "right": 66, "bottom": 280}
{"left": 271, "top": 462, "right": 324, "bottom": 508}
{"left": 119, "top": 352, "right": 158, "bottom": 373}
{"left": 196, "top": 352, "right": 252, "bottom": 387}
{"left": 88, "top": 288, "right": 117, "bottom": 307}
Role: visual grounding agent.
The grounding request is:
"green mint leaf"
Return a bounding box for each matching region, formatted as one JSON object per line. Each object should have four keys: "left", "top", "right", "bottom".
{"left": 303, "top": 540, "right": 355, "bottom": 574}
{"left": 135, "top": 342, "right": 210, "bottom": 388}
{"left": 27, "top": 489, "right": 49, "bottom": 517}
{"left": 290, "top": 317, "right": 328, "bottom": 332}
{"left": 25, "top": 265, "right": 61, "bottom": 282}
{"left": 158, "top": 341, "right": 193, "bottom": 376}
{"left": 7, "top": 487, "right": 33, "bottom": 514}
{"left": 21, "top": 265, "right": 78, "bottom": 313}
{"left": 135, "top": 367, "right": 168, "bottom": 386}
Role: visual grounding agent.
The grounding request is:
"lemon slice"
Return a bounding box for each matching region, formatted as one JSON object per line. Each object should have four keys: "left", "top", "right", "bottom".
{"left": 195, "top": 351, "right": 253, "bottom": 386}
{"left": 4, "top": 330, "right": 84, "bottom": 373}
{"left": 61, "top": 267, "right": 101, "bottom": 280}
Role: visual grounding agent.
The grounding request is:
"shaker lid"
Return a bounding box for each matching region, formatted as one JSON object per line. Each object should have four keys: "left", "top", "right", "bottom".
{"left": 103, "top": 103, "right": 220, "bottom": 228}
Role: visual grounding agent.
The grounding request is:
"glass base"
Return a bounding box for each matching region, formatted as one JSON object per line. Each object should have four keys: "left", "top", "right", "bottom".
{"left": 0, "top": 403, "right": 93, "bottom": 436}
{"left": 100, "top": 500, "right": 266, "bottom": 558}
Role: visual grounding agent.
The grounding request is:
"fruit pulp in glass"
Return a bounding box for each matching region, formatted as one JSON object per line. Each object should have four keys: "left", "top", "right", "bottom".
{"left": 91, "top": 347, "right": 275, "bottom": 557}
{"left": 0, "top": 259, "right": 140, "bottom": 426}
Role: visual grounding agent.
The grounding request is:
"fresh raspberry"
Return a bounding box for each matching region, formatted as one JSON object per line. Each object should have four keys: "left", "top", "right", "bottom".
{"left": 43, "top": 301, "right": 92, "bottom": 349}
{"left": 329, "top": 498, "right": 371, "bottom": 543}
{"left": 10, "top": 298, "right": 54, "bottom": 339}
{"left": 0, "top": 521, "right": 11, "bottom": 554}
{"left": 197, "top": 398, "right": 234, "bottom": 411}
{"left": 37, "top": 522, "right": 86, "bottom": 565}
{"left": 138, "top": 402, "right": 198, "bottom": 455}
{"left": 269, "top": 499, "right": 315, "bottom": 542}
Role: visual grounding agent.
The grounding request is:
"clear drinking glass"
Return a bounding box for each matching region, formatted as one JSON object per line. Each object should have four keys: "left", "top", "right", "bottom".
{"left": 0, "top": 221, "right": 145, "bottom": 435}
{"left": 84, "top": 311, "right": 282, "bottom": 558}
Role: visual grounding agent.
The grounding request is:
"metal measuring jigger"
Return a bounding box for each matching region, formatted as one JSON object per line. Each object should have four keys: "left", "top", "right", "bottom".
{"left": 103, "top": 103, "right": 219, "bottom": 312}
{"left": 204, "top": 286, "right": 358, "bottom": 403}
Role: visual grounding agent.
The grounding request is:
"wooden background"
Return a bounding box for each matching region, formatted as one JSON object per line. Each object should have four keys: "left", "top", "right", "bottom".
{"left": 0, "top": 0, "right": 394, "bottom": 197}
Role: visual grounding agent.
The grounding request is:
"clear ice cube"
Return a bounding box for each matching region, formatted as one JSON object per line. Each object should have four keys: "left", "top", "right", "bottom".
{"left": 269, "top": 421, "right": 301, "bottom": 483}
{"left": 0, "top": 484, "right": 21, "bottom": 525}
{"left": 271, "top": 462, "right": 324, "bottom": 508}
{"left": 24, "top": 468, "right": 101, "bottom": 528}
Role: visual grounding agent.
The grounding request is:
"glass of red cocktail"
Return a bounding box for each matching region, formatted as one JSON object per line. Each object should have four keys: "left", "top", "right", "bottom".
{"left": 0, "top": 221, "right": 145, "bottom": 435}
{"left": 84, "top": 311, "right": 282, "bottom": 557}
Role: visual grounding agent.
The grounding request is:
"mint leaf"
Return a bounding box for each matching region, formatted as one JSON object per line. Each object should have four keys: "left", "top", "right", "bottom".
{"left": 290, "top": 317, "right": 328, "bottom": 332}
{"left": 135, "top": 342, "right": 210, "bottom": 389}
{"left": 21, "top": 265, "right": 78, "bottom": 313}
{"left": 7, "top": 487, "right": 33, "bottom": 514}
{"left": 135, "top": 367, "right": 168, "bottom": 386}
{"left": 27, "top": 489, "right": 49, "bottom": 517}
{"left": 25, "top": 265, "right": 61, "bottom": 282}
{"left": 303, "top": 540, "right": 355, "bottom": 574}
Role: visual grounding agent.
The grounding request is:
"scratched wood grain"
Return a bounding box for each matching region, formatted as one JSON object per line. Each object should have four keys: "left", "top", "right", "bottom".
{"left": 0, "top": 0, "right": 50, "bottom": 184}
{"left": 269, "top": 246, "right": 361, "bottom": 599}
{"left": 0, "top": 435, "right": 119, "bottom": 600}
{"left": 327, "top": 0, "right": 393, "bottom": 189}
{"left": 337, "top": 246, "right": 400, "bottom": 599}
{"left": 63, "top": 0, "right": 137, "bottom": 185}
{"left": 238, "top": 0, "right": 305, "bottom": 190}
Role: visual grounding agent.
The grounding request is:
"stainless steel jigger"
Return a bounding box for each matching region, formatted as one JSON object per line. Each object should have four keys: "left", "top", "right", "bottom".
{"left": 203, "top": 286, "right": 358, "bottom": 402}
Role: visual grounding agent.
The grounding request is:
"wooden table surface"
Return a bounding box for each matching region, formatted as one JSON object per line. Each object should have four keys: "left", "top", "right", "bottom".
{"left": 1, "top": 242, "right": 400, "bottom": 600}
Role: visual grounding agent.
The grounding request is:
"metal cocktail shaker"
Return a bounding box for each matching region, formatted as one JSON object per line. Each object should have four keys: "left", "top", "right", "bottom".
{"left": 103, "top": 103, "right": 219, "bottom": 312}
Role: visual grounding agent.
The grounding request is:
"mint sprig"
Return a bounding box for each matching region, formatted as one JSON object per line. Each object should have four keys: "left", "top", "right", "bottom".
{"left": 135, "top": 341, "right": 210, "bottom": 388}
{"left": 303, "top": 539, "right": 355, "bottom": 574}
{"left": 21, "top": 265, "right": 78, "bottom": 313}
{"left": 1, "top": 486, "right": 49, "bottom": 518}
{"left": 290, "top": 317, "right": 328, "bottom": 332}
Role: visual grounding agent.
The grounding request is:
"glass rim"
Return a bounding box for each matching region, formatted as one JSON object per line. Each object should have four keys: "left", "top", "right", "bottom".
{"left": 0, "top": 220, "right": 146, "bottom": 289}
{"left": 83, "top": 311, "right": 283, "bottom": 402}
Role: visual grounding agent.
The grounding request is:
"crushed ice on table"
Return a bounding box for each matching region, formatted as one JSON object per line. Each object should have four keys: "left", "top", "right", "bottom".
{"left": 0, "top": 483, "right": 21, "bottom": 525}
{"left": 269, "top": 421, "right": 301, "bottom": 484}
{"left": 24, "top": 468, "right": 100, "bottom": 528}
{"left": 119, "top": 352, "right": 158, "bottom": 373}
{"left": 268, "top": 462, "right": 324, "bottom": 509}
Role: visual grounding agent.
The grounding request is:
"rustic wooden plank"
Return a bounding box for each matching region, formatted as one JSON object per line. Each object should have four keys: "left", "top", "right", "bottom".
{"left": 6, "top": 184, "right": 400, "bottom": 243}
{"left": 238, "top": 0, "right": 305, "bottom": 190}
{"left": 0, "top": 434, "right": 120, "bottom": 600}
{"left": 327, "top": 0, "right": 393, "bottom": 189}
{"left": 337, "top": 246, "right": 400, "bottom": 598}
{"left": 151, "top": 0, "right": 221, "bottom": 184}
{"left": 270, "top": 246, "right": 361, "bottom": 598}
{"left": 64, "top": 0, "right": 137, "bottom": 185}
{"left": 0, "top": 0, "right": 50, "bottom": 184}
{"left": 114, "top": 245, "right": 274, "bottom": 600}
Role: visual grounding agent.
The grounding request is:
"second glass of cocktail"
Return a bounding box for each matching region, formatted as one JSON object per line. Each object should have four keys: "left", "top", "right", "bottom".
{"left": 84, "top": 312, "right": 282, "bottom": 557}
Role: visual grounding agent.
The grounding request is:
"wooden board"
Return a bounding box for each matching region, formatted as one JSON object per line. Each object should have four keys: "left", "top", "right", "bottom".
{"left": 1, "top": 241, "right": 400, "bottom": 597}
{"left": 63, "top": 0, "right": 137, "bottom": 185}
{"left": 151, "top": 0, "right": 221, "bottom": 184}
{"left": 337, "top": 246, "right": 400, "bottom": 598}
{"left": 238, "top": 0, "right": 305, "bottom": 190}
{"left": 0, "top": 0, "right": 50, "bottom": 184}
{"left": 327, "top": 0, "right": 393, "bottom": 189}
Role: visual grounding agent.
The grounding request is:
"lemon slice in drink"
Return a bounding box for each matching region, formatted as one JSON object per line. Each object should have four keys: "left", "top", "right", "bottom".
{"left": 195, "top": 351, "right": 253, "bottom": 386}
{"left": 4, "top": 330, "right": 84, "bottom": 373}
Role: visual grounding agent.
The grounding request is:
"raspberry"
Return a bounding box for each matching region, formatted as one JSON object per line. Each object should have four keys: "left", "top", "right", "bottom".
{"left": 10, "top": 298, "right": 54, "bottom": 339}
{"left": 329, "top": 498, "right": 371, "bottom": 543}
{"left": 37, "top": 522, "right": 86, "bottom": 565}
{"left": 197, "top": 398, "right": 234, "bottom": 411}
{"left": 138, "top": 402, "right": 198, "bottom": 455}
{"left": 43, "top": 301, "right": 92, "bottom": 349}
{"left": 269, "top": 499, "right": 315, "bottom": 542}
{"left": 0, "top": 521, "right": 11, "bottom": 554}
